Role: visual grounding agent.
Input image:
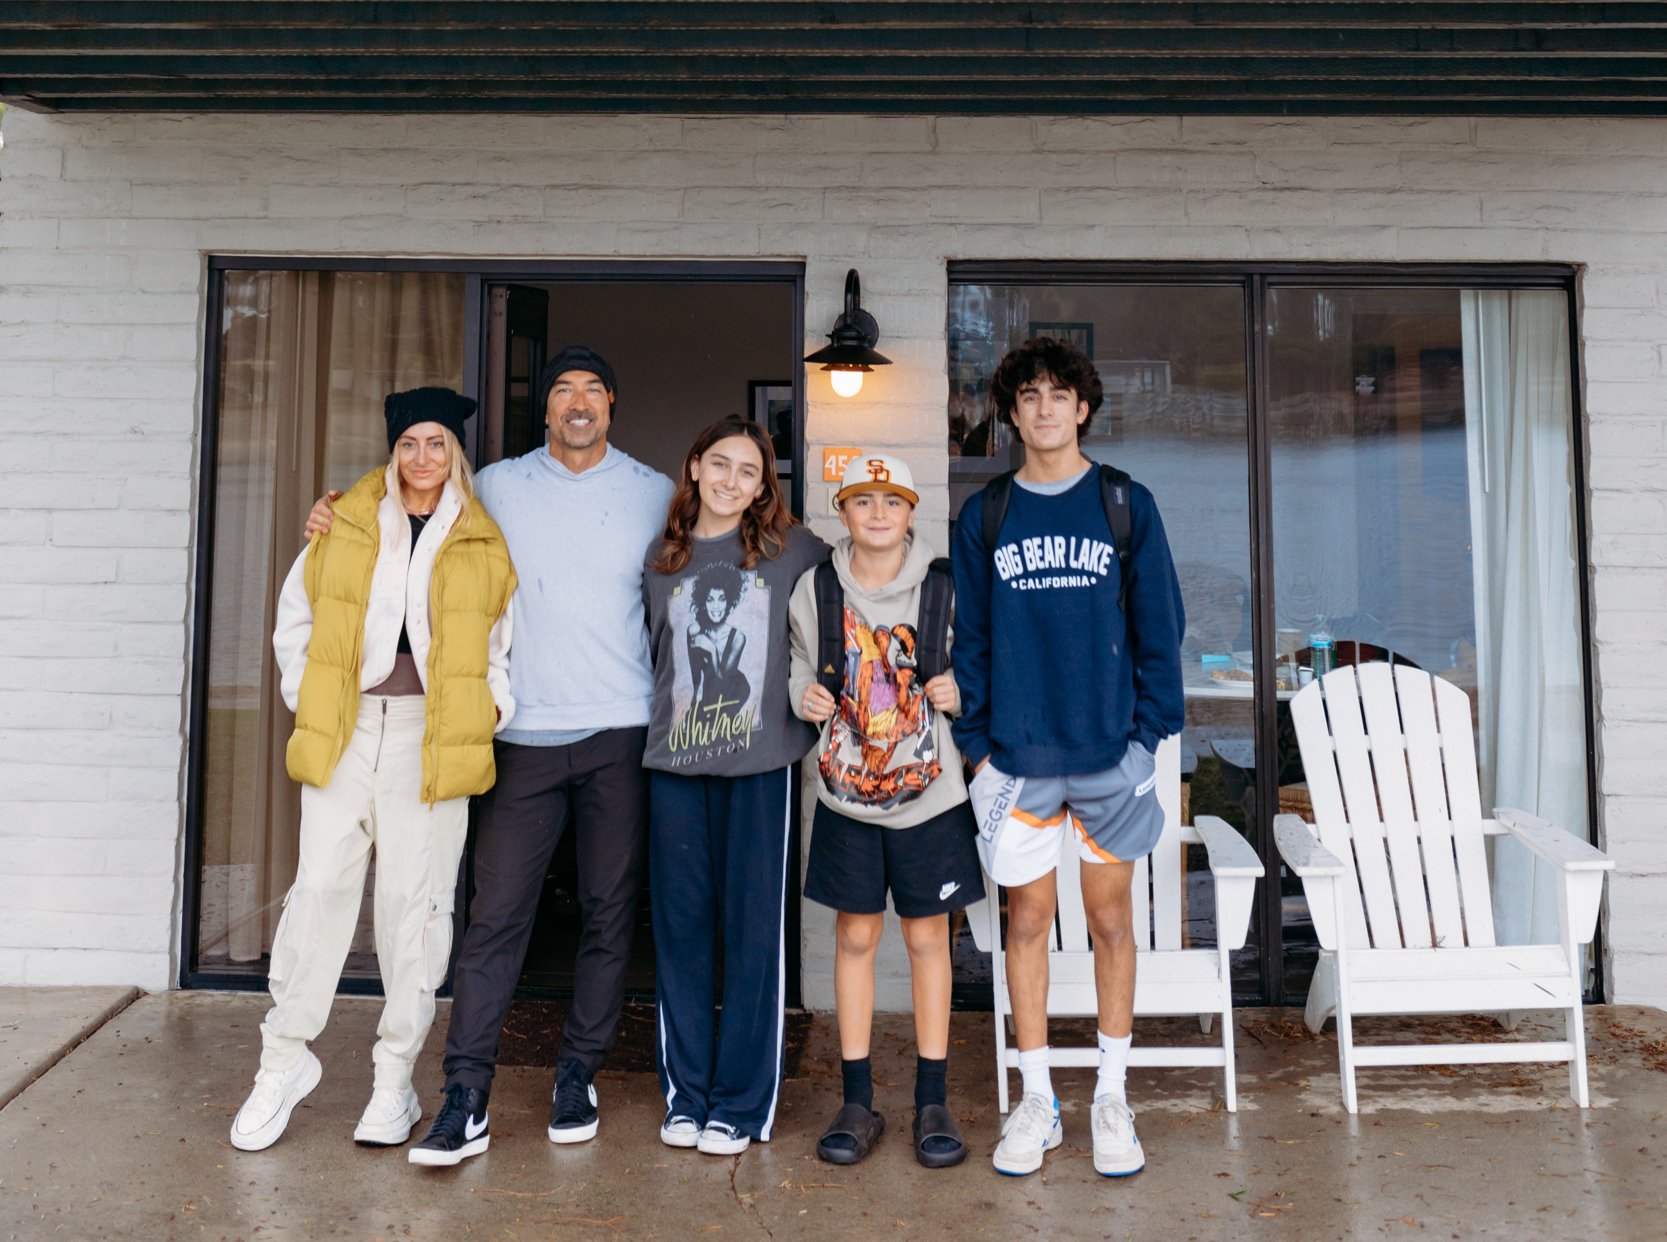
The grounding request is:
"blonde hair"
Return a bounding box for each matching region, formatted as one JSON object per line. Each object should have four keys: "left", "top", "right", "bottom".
{"left": 389, "top": 426, "right": 475, "bottom": 531}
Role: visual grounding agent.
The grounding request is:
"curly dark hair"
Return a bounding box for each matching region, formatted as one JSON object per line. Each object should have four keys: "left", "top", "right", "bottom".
{"left": 690, "top": 562, "right": 745, "bottom": 627}
{"left": 990, "top": 336, "right": 1104, "bottom": 439}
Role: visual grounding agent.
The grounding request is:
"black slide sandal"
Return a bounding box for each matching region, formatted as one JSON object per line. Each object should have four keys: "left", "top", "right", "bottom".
{"left": 913, "top": 1103, "right": 968, "bottom": 1168}
{"left": 816, "top": 1102, "right": 885, "bottom": 1165}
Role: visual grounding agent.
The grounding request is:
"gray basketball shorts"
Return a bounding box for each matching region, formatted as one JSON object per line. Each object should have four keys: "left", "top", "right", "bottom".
{"left": 967, "top": 742, "right": 1162, "bottom": 887}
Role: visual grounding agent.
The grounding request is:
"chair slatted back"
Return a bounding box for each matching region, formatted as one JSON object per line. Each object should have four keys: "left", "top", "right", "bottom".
{"left": 1291, "top": 665, "right": 1493, "bottom": 951}
{"left": 1050, "top": 736, "right": 1183, "bottom": 953}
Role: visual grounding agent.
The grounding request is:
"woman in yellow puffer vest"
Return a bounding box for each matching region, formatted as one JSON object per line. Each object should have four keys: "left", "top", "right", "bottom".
{"left": 230, "top": 387, "right": 517, "bottom": 1155}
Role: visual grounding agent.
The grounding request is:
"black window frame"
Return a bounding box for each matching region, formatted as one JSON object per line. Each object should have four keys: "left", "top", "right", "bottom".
{"left": 182, "top": 256, "right": 808, "bottom": 998}
{"left": 947, "top": 260, "right": 1598, "bottom": 1006}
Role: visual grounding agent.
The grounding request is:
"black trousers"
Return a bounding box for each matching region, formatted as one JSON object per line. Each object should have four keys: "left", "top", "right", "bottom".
{"left": 441, "top": 728, "right": 649, "bottom": 1091}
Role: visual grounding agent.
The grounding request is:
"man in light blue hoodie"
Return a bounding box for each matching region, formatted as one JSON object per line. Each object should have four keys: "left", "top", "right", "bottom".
{"left": 419, "top": 347, "right": 675, "bottom": 1163}
{"left": 303, "top": 345, "right": 673, "bottom": 1165}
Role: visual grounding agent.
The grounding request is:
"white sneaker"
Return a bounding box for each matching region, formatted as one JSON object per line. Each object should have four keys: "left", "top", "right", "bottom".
{"left": 660, "top": 1115, "right": 701, "bottom": 1148}
{"left": 991, "top": 1092, "right": 1061, "bottom": 1176}
{"left": 1090, "top": 1095, "right": 1145, "bottom": 1177}
{"left": 354, "top": 1085, "right": 422, "bottom": 1146}
{"left": 230, "top": 1048, "right": 323, "bottom": 1152}
{"left": 696, "top": 1121, "right": 751, "bottom": 1156}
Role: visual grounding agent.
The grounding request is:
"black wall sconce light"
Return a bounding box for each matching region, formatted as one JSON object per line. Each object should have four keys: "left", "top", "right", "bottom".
{"left": 804, "top": 268, "right": 892, "bottom": 398}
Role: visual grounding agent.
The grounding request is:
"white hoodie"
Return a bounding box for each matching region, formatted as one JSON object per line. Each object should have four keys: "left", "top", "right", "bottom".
{"left": 272, "top": 462, "right": 514, "bottom": 727}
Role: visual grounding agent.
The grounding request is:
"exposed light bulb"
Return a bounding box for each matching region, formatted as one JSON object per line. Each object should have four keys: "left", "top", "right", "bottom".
{"left": 830, "top": 369, "right": 864, "bottom": 398}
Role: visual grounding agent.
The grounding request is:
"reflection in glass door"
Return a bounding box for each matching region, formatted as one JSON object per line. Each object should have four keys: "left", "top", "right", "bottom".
{"left": 948, "top": 266, "right": 1592, "bottom": 1005}
{"left": 1268, "top": 286, "right": 1589, "bottom": 996}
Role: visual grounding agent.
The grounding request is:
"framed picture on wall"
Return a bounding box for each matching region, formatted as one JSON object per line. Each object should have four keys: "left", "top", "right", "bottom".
{"left": 748, "top": 380, "right": 794, "bottom": 477}
{"left": 1028, "top": 320, "right": 1094, "bottom": 358}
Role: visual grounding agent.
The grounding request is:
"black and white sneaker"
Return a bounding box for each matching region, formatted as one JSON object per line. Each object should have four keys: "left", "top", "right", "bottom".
{"left": 407, "top": 1085, "right": 490, "bottom": 1167}
{"left": 547, "top": 1060, "right": 599, "bottom": 1144}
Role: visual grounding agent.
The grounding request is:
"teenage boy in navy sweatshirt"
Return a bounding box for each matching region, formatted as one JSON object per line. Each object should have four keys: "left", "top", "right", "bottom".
{"left": 951, "top": 337, "right": 1185, "bottom": 1180}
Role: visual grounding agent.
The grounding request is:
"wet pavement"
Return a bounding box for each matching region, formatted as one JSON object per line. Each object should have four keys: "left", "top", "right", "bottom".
{"left": 1, "top": 989, "right": 1665, "bottom": 1239}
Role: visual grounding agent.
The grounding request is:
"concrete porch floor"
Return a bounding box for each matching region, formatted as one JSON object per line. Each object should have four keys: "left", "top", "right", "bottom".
{"left": 1, "top": 990, "right": 1665, "bottom": 1240}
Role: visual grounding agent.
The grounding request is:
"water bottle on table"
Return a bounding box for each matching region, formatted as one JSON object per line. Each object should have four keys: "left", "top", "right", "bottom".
{"left": 1310, "top": 630, "right": 1335, "bottom": 678}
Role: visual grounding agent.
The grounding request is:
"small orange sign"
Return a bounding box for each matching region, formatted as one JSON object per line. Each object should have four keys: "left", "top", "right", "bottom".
{"left": 821, "top": 446, "right": 863, "bottom": 482}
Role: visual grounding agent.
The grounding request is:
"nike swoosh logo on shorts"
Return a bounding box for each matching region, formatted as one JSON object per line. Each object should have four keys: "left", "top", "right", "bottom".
{"left": 939, "top": 881, "right": 960, "bottom": 900}
{"left": 465, "top": 1114, "right": 488, "bottom": 1140}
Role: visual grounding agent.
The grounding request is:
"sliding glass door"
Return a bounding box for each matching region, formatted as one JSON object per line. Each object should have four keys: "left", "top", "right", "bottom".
{"left": 947, "top": 265, "right": 1591, "bottom": 1005}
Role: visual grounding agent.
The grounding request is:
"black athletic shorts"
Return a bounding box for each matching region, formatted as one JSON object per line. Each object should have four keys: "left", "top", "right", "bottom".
{"left": 803, "top": 799, "right": 986, "bottom": 919}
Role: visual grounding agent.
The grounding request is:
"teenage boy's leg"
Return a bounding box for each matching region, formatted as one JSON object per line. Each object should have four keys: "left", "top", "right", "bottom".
{"left": 442, "top": 742, "right": 571, "bottom": 1094}
{"left": 1078, "top": 860, "right": 1138, "bottom": 1039}
{"left": 834, "top": 912, "right": 884, "bottom": 1059}
{"left": 560, "top": 727, "right": 650, "bottom": 1074}
{"left": 1065, "top": 749, "right": 1162, "bottom": 1178}
{"left": 1003, "top": 873, "right": 1059, "bottom": 1052}
{"left": 898, "top": 916, "right": 951, "bottom": 1059}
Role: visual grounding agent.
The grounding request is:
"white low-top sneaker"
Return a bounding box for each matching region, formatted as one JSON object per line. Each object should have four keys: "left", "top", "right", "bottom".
{"left": 1090, "top": 1095, "right": 1145, "bottom": 1177}
{"left": 660, "top": 1115, "right": 701, "bottom": 1148}
{"left": 991, "top": 1092, "right": 1061, "bottom": 1176}
{"left": 696, "top": 1121, "right": 751, "bottom": 1156}
{"left": 354, "top": 1085, "right": 423, "bottom": 1146}
{"left": 230, "top": 1048, "right": 323, "bottom": 1152}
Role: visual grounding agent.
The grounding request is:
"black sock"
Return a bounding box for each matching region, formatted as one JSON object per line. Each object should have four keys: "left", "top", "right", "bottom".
{"left": 915, "top": 1055, "right": 947, "bottom": 1111}
{"left": 842, "top": 1056, "right": 874, "bottom": 1110}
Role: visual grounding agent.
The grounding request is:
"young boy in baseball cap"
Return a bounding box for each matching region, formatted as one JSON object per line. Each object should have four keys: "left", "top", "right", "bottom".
{"left": 787, "top": 454, "right": 984, "bottom": 1168}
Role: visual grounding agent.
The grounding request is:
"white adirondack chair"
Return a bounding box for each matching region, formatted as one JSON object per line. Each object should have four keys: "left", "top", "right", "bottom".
{"left": 1274, "top": 664, "right": 1613, "bottom": 1112}
{"left": 966, "top": 735, "right": 1263, "bottom": 1112}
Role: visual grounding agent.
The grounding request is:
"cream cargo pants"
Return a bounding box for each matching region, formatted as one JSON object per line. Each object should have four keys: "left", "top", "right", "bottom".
{"left": 260, "top": 694, "right": 470, "bottom": 1091}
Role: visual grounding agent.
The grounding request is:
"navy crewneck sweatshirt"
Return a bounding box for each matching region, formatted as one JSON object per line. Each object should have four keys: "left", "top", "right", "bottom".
{"left": 950, "top": 467, "right": 1185, "bottom": 777}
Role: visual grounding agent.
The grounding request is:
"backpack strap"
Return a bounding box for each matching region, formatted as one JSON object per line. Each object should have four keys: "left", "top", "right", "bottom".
{"left": 980, "top": 470, "right": 1016, "bottom": 551}
{"left": 1098, "top": 464, "right": 1134, "bottom": 612}
{"left": 813, "top": 559, "right": 846, "bottom": 697}
{"left": 914, "top": 557, "right": 956, "bottom": 683}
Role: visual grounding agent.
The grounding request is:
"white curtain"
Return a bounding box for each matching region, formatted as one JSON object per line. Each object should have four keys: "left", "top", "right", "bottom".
{"left": 1461, "top": 290, "right": 1589, "bottom": 951}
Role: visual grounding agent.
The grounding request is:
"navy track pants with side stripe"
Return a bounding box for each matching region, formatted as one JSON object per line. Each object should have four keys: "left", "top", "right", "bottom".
{"left": 649, "top": 766, "right": 791, "bottom": 1142}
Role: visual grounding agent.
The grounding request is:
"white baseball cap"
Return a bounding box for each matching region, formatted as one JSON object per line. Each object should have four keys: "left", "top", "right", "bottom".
{"left": 835, "top": 453, "right": 919, "bottom": 506}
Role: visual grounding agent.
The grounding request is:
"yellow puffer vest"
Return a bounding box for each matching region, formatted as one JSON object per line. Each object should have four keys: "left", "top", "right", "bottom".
{"left": 285, "top": 467, "right": 517, "bottom": 802}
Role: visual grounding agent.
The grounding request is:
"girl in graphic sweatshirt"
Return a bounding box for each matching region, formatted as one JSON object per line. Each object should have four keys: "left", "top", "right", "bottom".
{"left": 641, "top": 415, "right": 829, "bottom": 1156}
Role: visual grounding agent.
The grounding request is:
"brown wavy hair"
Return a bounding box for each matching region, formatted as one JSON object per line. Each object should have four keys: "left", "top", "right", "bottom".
{"left": 648, "top": 415, "right": 798, "bottom": 576}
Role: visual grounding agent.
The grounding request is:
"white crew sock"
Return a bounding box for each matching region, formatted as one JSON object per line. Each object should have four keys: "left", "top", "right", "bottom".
{"left": 1017, "top": 1046, "right": 1055, "bottom": 1104}
{"left": 1095, "top": 1030, "right": 1132, "bottom": 1102}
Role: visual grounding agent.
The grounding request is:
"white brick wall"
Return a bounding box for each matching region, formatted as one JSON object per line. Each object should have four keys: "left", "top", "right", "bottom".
{"left": 1, "top": 110, "right": 1663, "bottom": 1007}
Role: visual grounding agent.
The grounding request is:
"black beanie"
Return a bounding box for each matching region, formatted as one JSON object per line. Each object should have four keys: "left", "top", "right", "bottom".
{"left": 384, "top": 386, "right": 476, "bottom": 451}
{"left": 540, "top": 346, "right": 618, "bottom": 406}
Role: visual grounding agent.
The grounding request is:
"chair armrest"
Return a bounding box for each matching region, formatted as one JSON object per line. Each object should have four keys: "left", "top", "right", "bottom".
{"left": 1196, "top": 815, "right": 1262, "bottom": 952}
{"left": 1193, "top": 816, "right": 1263, "bottom": 878}
{"left": 1494, "top": 808, "right": 1614, "bottom": 872}
{"left": 1274, "top": 814, "right": 1346, "bottom": 877}
{"left": 964, "top": 883, "right": 997, "bottom": 954}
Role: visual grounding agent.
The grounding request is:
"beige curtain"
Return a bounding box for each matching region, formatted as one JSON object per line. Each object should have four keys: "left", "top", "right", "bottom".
{"left": 197, "top": 270, "right": 464, "bottom": 969}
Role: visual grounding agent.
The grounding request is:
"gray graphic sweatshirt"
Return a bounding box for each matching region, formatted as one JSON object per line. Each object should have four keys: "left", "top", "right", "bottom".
{"left": 643, "top": 524, "right": 829, "bottom": 777}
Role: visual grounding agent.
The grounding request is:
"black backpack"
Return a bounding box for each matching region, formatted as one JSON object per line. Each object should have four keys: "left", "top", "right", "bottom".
{"left": 980, "top": 464, "right": 1134, "bottom": 611}
{"left": 814, "top": 558, "right": 955, "bottom": 699}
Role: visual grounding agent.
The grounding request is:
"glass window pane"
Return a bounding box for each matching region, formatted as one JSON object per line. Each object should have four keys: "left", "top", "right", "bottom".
{"left": 196, "top": 269, "right": 465, "bottom": 977}
{"left": 1268, "top": 286, "right": 1588, "bottom": 989}
{"left": 947, "top": 283, "right": 1261, "bottom": 995}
